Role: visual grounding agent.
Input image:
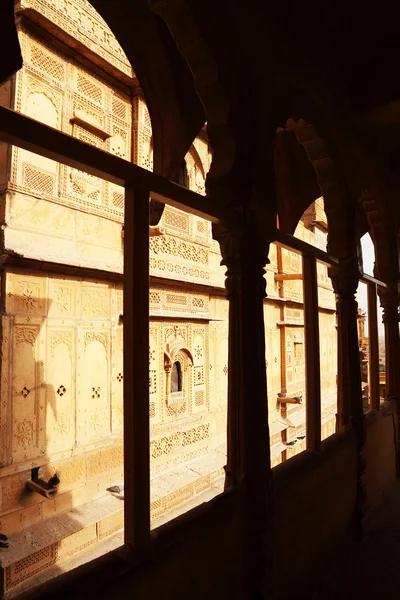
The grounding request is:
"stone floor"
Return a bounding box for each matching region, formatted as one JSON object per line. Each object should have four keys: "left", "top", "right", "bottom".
{"left": 314, "top": 480, "right": 400, "bottom": 599}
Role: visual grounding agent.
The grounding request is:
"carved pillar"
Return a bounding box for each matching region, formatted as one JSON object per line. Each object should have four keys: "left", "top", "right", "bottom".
{"left": 379, "top": 284, "right": 400, "bottom": 401}
{"left": 330, "top": 258, "right": 365, "bottom": 540}
{"left": 214, "top": 223, "right": 273, "bottom": 599}
{"left": 379, "top": 284, "right": 400, "bottom": 466}
{"left": 330, "top": 260, "right": 363, "bottom": 431}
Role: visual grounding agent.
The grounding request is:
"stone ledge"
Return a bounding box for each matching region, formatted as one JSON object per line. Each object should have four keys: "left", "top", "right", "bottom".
{"left": 0, "top": 494, "right": 124, "bottom": 595}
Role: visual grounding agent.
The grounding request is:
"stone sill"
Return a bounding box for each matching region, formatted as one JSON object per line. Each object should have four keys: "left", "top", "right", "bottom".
{"left": 9, "top": 489, "right": 237, "bottom": 600}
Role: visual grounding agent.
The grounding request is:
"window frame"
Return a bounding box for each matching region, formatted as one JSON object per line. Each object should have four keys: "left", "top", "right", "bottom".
{"left": 0, "top": 105, "right": 238, "bottom": 550}
{"left": 0, "top": 103, "right": 388, "bottom": 556}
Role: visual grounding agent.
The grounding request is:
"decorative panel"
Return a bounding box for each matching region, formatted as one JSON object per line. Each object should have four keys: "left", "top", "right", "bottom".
{"left": 29, "top": 42, "right": 67, "bottom": 84}
{"left": 285, "top": 307, "right": 303, "bottom": 322}
{"left": 11, "top": 320, "right": 45, "bottom": 462}
{"left": 0, "top": 317, "right": 11, "bottom": 466}
{"left": 12, "top": 70, "right": 61, "bottom": 198}
{"left": 48, "top": 278, "right": 77, "bottom": 318}
{"left": 97, "top": 510, "right": 124, "bottom": 539}
{"left": 192, "top": 328, "right": 206, "bottom": 413}
{"left": 77, "top": 329, "right": 111, "bottom": 444}
{"left": 45, "top": 328, "right": 75, "bottom": 453}
{"left": 16, "top": 0, "right": 133, "bottom": 76}
{"left": 12, "top": 30, "right": 131, "bottom": 223}
{"left": 216, "top": 336, "right": 228, "bottom": 408}
{"left": 57, "top": 523, "right": 97, "bottom": 560}
{"left": 24, "top": 81, "right": 61, "bottom": 128}
{"left": 81, "top": 284, "right": 110, "bottom": 319}
{"left": 149, "top": 327, "right": 158, "bottom": 421}
{"left": 5, "top": 544, "right": 58, "bottom": 591}
{"left": 149, "top": 236, "right": 210, "bottom": 284}
{"left": 134, "top": 94, "right": 152, "bottom": 170}
{"left": 111, "top": 325, "right": 123, "bottom": 433}
{"left": 149, "top": 287, "right": 209, "bottom": 316}
{"left": 150, "top": 423, "right": 210, "bottom": 460}
{"left": 67, "top": 167, "right": 104, "bottom": 211}
{"left": 162, "top": 207, "right": 190, "bottom": 235}
{"left": 6, "top": 273, "right": 47, "bottom": 316}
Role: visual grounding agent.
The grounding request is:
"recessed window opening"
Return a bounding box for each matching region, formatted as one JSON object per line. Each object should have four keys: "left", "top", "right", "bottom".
{"left": 171, "top": 360, "right": 182, "bottom": 393}
{"left": 1, "top": 1, "right": 229, "bottom": 592}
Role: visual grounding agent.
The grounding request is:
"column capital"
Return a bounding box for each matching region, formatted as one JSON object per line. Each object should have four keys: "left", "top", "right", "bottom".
{"left": 378, "top": 283, "right": 400, "bottom": 323}
{"left": 213, "top": 224, "right": 270, "bottom": 298}
{"left": 329, "top": 257, "right": 362, "bottom": 298}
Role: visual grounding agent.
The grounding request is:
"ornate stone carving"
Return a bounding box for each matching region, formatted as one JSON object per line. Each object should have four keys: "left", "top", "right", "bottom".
{"left": 54, "top": 287, "right": 72, "bottom": 314}
{"left": 50, "top": 331, "right": 72, "bottom": 357}
{"left": 150, "top": 235, "right": 209, "bottom": 265}
{"left": 82, "top": 287, "right": 110, "bottom": 317}
{"left": 14, "top": 420, "right": 33, "bottom": 447}
{"left": 215, "top": 226, "right": 269, "bottom": 300}
{"left": 14, "top": 327, "right": 38, "bottom": 346}
{"left": 84, "top": 331, "right": 108, "bottom": 350}
{"left": 17, "top": 0, "right": 132, "bottom": 76}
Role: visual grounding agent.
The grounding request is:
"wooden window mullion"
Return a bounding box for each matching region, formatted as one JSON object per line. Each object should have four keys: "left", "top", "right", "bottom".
{"left": 123, "top": 184, "right": 150, "bottom": 547}
{"left": 302, "top": 252, "right": 322, "bottom": 451}
{"left": 367, "top": 282, "right": 380, "bottom": 410}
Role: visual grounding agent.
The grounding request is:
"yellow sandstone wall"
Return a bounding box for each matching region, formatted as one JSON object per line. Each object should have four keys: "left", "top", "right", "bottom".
{"left": 0, "top": 269, "right": 124, "bottom": 532}
{"left": 0, "top": 6, "right": 339, "bottom": 533}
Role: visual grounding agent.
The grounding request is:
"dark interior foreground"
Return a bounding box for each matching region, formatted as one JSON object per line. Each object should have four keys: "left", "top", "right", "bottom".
{"left": 1, "top": 0, "right": 400, "bottom": 598}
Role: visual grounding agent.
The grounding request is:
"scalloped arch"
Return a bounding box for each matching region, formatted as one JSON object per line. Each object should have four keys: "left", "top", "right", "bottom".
{"left": 164, "top": 347, "right": 194, "bottom": 366}
{"left": 148, "top": 0, "right": 235, "bottom": 188}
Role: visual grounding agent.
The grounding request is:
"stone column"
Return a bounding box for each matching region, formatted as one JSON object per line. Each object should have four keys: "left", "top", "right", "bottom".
{"left": 379, "top": 284, "right": 400, "bottom": 467}
{"left": 330, "top": 258, "right": 365, "bottom": 540}
{"left": 330, "top": 259, "right": 363, "bottom": 432}
{"left": 214, "top": 223, "right": 274, "bottom": 599}
{"left": 379, "top": 284, "right": 400, "bottom": 402}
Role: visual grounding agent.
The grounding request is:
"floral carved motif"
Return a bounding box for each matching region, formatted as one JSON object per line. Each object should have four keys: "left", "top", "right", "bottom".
{"left": 84, "top": 331, "right": 109, "bottom": 350}
{"left": 54, "top": 287, "right": 72, "bottom": 314}
{"left": 87, "top": 410, "right": 107, "bottom": 432}
{"left": 82, "top": 288, "right": 109, "bottom": 317}
{"left": 14, "top": 420, "right": 33, "bottom": 447}
{"left": 54, "top": 414, "right": 69, "bottom": 438}
{"left": 15, "top": 327, "right": 38, "bottom": 346}
{"left": 50, "top": 331, "right": 72, "bottom": 357}
{"left": 165, "top": 325, "right": 186, "bottom": 344}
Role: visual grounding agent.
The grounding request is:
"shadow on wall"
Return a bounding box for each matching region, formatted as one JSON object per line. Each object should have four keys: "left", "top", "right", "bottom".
{"left": 0, "top": 290, "right": 124, "bottom": 596}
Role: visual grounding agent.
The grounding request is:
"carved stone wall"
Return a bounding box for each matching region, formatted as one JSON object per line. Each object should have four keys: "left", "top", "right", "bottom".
{"left": 0, "top": 17, "right": 340, "bottom": 533}
{"left": 15, "top": 0, "right": 132, "bottom": 77}
{"left": 9, "top": 27, "right": 131, "bottom": 222}
{"left": 149, "top": 313, "right": 228, "bottom": 468}
{"left": 267, "top": 213, "right": 338, "bottom": 466}
{"left": 0, "top": 266, "right": 230, "bottom": 528}
{"left": 0, "top": 269, "right": 124, "bottom": 523}
{"left": 1, "top": 270, "right": 122, "bottom": 466}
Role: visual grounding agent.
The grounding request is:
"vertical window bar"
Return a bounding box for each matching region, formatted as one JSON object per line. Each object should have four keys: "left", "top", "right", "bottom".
{"left": 302, "top": 252, "right": 321, "bottom": 451}
{"left": 367, "top": 282, "right": 380, "bottom": 410}
{"left": 123, "top": 184, "right": 150, "bottom": 547}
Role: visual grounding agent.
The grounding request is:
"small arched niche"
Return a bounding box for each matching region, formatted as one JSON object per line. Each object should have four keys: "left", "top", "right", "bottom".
{"left": 170, "top": 360, "right": 183, "bottom": 393}
{"left": 164, "top": 348, "right": 193, "bottom": 412}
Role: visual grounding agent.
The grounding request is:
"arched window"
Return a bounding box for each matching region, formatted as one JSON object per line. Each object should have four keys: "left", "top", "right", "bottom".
{"left": 170, "top": 361, "right": 182, "bottom": 393}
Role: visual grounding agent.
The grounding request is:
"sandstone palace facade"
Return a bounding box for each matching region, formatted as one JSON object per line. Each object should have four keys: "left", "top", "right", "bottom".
{"left": 0, "top": 0, "right": 338, "bottom": 593}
